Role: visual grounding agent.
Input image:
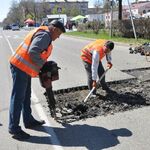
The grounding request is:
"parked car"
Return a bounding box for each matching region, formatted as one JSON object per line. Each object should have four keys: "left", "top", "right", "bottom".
{"left": 143, "top": 12, "right": 150, "bottom": 18}
{"left": 11, "top": 24, "right": 20, "bottom": 31}
{"left": 3, "top": 25, "right": 11, "bottom": 30}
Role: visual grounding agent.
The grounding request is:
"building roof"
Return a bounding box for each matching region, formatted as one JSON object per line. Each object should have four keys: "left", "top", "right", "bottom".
{"left": 45, "top": 0, "right": 88, "bottom": 2}
{"left": 131, "top": 1, "right": 150, "bottom": 9}
{"left": 123, "top": 1, "right": 150, "bottom": 10}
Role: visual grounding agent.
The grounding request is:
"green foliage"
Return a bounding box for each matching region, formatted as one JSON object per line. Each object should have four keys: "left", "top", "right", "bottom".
{"left": 66, "top": 30, "right": 109, "bottom": 39}
{"left": 26, "top": 14, "right": 34, "bottom": 20}
{"left": 113, "top": 19, "right": 150, "bottom": 39}
{"left": 52, "top": 5, "right": 66, "bottom": 14}
{"left": 69, "top": 7, "right": 81, "bottom": 17}
{"left": 65, "top": 30, "right": 149, "bottom": 44}
{"left": 77, "top": 20, "right": 105, "bottom": 35}
{"left": 91, "top": 20, "right": 100, "bottom": 34}
{"left": 77, "top": 23, "right": 88, "bottom": 32}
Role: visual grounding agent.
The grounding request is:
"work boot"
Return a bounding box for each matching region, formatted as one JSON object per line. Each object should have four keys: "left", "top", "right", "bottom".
{"left": 9, "top": 129, "right": 30, "bottom": 141}
{"left": 25, "top": 119, "right": 45, "bottom": 129}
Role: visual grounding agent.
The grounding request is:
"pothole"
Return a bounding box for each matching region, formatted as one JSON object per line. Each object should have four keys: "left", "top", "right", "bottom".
{"left": 44, "top": 68, "right": 150, "bottom": 123}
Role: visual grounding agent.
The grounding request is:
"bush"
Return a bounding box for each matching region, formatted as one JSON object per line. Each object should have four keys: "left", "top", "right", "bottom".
{"left": 77, "top": 20, "right": 105, "bottom": 34}
{"left": 91, "top": 20, "right": 100, "bottom": 34}
{"left": 113, "top": 19, "right": 150, "bottom": 39}
{"left": 77, "top": 23, "right": 88, "bottom": 32}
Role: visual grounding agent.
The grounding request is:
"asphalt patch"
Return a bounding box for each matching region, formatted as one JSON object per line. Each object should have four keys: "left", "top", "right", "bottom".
{"left": 45, "top": 68, "right": 150, "bottom": 123}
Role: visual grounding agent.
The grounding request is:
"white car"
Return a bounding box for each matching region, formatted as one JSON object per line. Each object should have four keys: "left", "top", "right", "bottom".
{"left": 11, "top": 24, "right": 20, "bottom": 31}
{"left": 143, "top": 12, "right": 150, "bottom": 18}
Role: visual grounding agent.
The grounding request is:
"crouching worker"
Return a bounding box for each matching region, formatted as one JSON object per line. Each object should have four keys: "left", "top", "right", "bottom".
{"left": 81, "top": 39, "right": 114, "bottom": 97}
{"left": 8, "top": 20, "right": 65, "bottom": 140}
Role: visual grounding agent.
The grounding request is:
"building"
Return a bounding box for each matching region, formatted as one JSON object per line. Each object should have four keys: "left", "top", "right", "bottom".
{"left": 86, "top": 8, "right": 105, "bottom": 22}
{"left": 123, "top": 1, "right": 150, "bottom": 18}
{"left": 104, "top": 10, "right": 134, "bottom": 28}
{"left": 45, "top": 0, "right": 89, "bottom": 16}
{"left": 105, "top": 1, "right": 150, "bottom": 27}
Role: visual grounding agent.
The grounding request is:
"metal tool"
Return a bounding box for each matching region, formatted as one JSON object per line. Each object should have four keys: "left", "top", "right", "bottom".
{"left": 83, "top": 68, "right": 109, "bottom": 103}
{"left": 39, "top": 61, "right": 60, "bottom": 119}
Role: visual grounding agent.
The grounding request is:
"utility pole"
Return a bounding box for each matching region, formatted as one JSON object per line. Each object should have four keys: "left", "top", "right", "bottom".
{"left": 118, "top": 0, "right": 122, "bottom": 20}
{"left": 109, "top": 0, "right": 113, "bottom": 38}
{"left": 127, "top": 0, "right": 137, "bottom": 40}
{"left": 57, "top": 7, "right": 62, "bottom": 19}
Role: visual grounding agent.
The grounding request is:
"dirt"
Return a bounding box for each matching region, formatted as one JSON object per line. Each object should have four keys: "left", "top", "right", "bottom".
{"left": 45, "top": 68, "right": 150, "bottom": 123}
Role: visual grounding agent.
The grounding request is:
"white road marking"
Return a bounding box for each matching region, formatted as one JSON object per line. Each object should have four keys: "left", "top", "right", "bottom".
{"left": 14, "top": 35, "right": 19, "bottom": 39}
{"left": 3, "top": 32, "right": 63, "bottom": 150}
{"left": 32, "top": 92, "right": 63, "bottom": 149}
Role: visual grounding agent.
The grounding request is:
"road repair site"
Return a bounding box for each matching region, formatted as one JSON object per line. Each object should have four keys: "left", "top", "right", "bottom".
{"left": 41, "top": 42, "right": 150, "bottom": 124}
{"left": 43, "top": 67, "right": 150, "bottom": 123}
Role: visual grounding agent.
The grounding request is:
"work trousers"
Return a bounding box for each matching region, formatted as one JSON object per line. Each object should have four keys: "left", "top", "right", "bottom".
{"left": 9, "top": 64, "right": 34, "bottom": 133}
{"left": 83, "top": 61, "right": 107, "bottom": 94}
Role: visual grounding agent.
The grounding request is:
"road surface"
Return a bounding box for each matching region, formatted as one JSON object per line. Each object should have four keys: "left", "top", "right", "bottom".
{"left": 0, "top": 28, "right": 150, "bottom": 150}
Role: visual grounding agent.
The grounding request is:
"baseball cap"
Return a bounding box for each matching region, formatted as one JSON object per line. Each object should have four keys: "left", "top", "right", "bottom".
{"left": 49, "top": 20, "right": 66, "bottom": 33}
{"left": 105, "top": 41, "right": 114, "bottom": 50}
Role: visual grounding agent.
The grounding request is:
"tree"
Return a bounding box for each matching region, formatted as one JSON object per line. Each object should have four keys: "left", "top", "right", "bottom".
{"left": 19, "top": 0, "right": 35, "bottom": 20}
{"left": 94, "top": 0, "right": 103, "bottom": 13}
{"left": 103, "top": 0, "right": 111, "bottom": 13}
{"left": 6, "top": 0, "right": 22, "bottom": 24}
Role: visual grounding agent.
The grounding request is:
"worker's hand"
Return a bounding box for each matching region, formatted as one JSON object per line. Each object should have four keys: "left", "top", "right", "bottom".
{"left": 92, "top": 80, "right": 97, "bottom": 88}
{"left": 107, "top": 62, "right": 113, "bottom": 69}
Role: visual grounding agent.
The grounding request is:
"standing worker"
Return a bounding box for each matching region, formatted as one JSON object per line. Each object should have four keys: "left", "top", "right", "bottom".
{"left": 9, "top": 20, "right": 66, "bottom": 140}
{"left": 81, "top": 39, "right": 114, "bottom": 97}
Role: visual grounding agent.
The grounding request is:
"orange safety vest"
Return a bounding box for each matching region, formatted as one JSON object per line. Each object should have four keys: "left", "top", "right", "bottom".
{"left": 81, "top": 39, "right": 106, "bottom": 64}
{"left": 10, "top": 26, "right": 53, "bottom": 77}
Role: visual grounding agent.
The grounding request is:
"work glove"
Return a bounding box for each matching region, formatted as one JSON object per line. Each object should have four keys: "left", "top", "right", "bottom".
{"left": 92, "top": 80, "right": 97, "bottom": 88}
{"left": 107, "top": 62, "right": 113, "bottom": 69}
{"left": 39, "top": 72, "right": 52, "bottom": 89}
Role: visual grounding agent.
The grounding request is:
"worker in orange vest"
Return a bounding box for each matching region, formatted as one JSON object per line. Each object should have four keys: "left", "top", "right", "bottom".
{"left": 9, "top": 20, "right": 65, "bottom": 140}
{"left": 81, "top": 39, "right": 114, "bottom": 97}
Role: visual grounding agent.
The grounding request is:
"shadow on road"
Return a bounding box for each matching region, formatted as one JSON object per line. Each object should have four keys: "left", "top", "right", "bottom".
{"left": 27, "top": 124, "right": 132, "bottom": 150}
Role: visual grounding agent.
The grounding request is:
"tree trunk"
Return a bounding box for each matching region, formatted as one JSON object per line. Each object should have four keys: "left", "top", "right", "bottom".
{"left": 118, "top": 0, "right": 122, "bottom": 20}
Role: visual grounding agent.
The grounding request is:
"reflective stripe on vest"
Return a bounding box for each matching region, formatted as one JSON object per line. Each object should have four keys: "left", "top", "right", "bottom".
{"left": 22, "top": 43, "right": 28, "bottom": 50}
{"left": 14, "top": 53, "right": 40, "bottom": 72}
{"left": 10, "top": 26, "right": 52, "bottom": 77}
{"left": 81, "top": 40, "right": 106, "bottom": 64}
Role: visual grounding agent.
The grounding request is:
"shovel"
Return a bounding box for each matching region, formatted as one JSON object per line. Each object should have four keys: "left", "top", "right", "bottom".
{"left": 83, "top": 68, "right": 109, "bottom": 103}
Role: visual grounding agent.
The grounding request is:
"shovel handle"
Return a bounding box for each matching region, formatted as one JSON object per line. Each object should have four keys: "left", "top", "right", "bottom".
{"left": 84, "top": 87, "right": 96, "bottom": 102}
{"left": 83, "top": 68, "right": 109, "bottom": 103}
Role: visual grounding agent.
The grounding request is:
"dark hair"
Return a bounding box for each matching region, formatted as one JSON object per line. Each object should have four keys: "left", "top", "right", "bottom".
{"left": 49, "top": 20, "right": 66, "bottom": 33}
{"left": 105, "top": 41, "right": 114, "bottom": 50}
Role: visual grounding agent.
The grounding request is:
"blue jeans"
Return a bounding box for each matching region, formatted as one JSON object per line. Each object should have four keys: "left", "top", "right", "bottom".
{"left": 9, "top": 64, "right": 34, "bottom": 133}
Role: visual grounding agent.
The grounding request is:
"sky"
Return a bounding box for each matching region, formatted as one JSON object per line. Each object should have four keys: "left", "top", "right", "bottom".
{"left": 0, "top": 0, "right": 12, "bottom": 22}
